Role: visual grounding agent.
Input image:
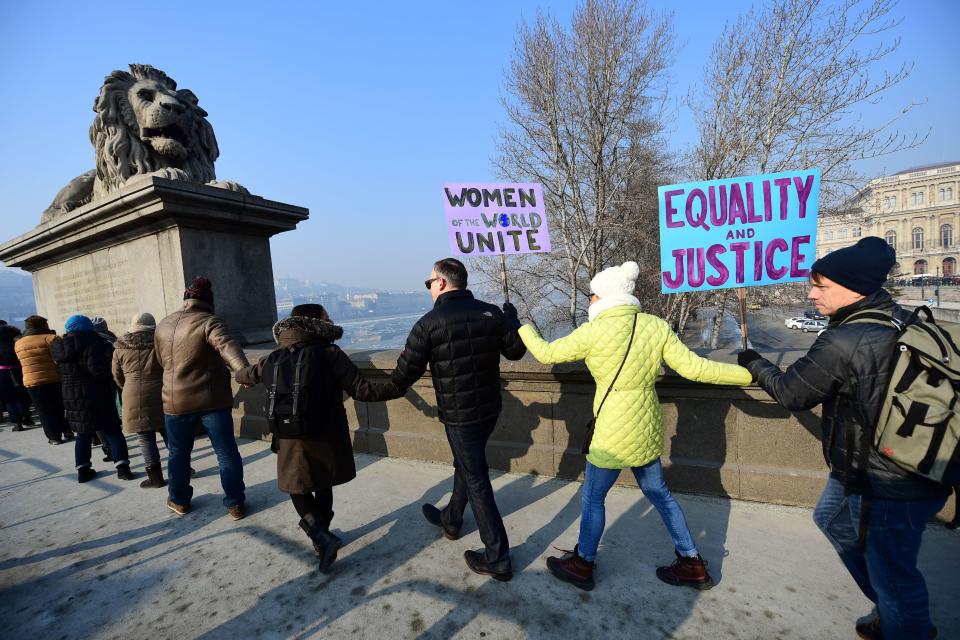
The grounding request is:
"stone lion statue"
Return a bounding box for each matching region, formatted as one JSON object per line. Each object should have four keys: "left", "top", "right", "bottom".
{"left": 43, "top": 64, "right": 246, "bottom": 222}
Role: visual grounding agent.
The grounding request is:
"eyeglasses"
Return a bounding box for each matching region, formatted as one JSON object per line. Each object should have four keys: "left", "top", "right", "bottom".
{"left": 424, "top": 277, "right": 443, "bottom": 290}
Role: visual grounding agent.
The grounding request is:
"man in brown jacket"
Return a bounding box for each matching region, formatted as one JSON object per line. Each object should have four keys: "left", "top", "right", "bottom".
{"left": 155, "top": 277, "right": 250, "bottom": 519}
{"left": 14, "top": 315, "right": 73, "bottom": 444}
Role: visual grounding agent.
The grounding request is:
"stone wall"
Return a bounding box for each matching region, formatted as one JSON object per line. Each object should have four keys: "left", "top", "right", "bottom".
{"left": 232, "top": 348, "right": 956, "bottom": 523}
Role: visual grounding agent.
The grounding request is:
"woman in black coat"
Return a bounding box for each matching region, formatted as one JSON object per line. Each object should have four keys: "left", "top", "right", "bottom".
{"left": 51, "top": 315, "right": 132, "bottom": 483}
{"left": 236, "top": 304, "right": 401, "bottom": 571}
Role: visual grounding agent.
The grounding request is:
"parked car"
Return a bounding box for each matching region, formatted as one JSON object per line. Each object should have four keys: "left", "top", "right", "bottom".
{"left": 800, "top": 320, "right": 826, "bottom": 333}
{"left": 785, "top": 317, "right": 806, "bottom": 329}
{"left": 803, "top": 310, "right": 826, "bottom": 320}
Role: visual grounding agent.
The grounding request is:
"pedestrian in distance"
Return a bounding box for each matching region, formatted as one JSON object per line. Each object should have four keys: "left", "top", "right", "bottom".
{"left": 0, "top": 319, "right": 35, "bottom": 432}
{"left": 236, "top": 304, "right": 401, "bottom": 572}
{"left": 155, "top": 277, "right": 250, "bottom": 520}
{"left": 14, "top": 315, "right": 74, "bottom": 444}
{"left": 113, "top": 312, "right": 167, "bottom": 489}
{"left": 518, "top": 261, "right": 753, "bottom": 591}
{"left": 386, "top": 258, "right": 526, "bottom": 582}
{"left": 737, "top": 237, "right": 950, "bottom": 639}
{"left": 51, "top": 314, "right": 133, "bottom": 483}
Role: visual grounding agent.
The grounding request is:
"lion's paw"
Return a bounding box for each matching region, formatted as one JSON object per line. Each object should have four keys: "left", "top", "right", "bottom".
{"left": 206, "top": 180, "right": 249, "bottom": 194}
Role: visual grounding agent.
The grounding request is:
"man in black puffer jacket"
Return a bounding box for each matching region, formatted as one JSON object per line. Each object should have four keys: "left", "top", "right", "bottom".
{"left": 738, "top": 237, "right": 950, "bottom": 640}
{"left": 390, "top": 258, "right": 526, "bottom": 581}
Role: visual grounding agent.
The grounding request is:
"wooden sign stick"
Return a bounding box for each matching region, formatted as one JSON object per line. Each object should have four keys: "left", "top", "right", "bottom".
{"left": 500, "top": 254, "right": 510, "bottom": 303}
{"left": 737, "top": 287, "right": 748, "bottom": 351}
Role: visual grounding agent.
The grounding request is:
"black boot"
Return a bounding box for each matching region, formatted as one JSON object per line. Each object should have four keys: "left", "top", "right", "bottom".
{"left": 116, "top": 463, "right": 134, "bottom": 480}
{"left": 464, "top": 550, "right": 513, "bottom": 582}
{"left": 78, "top": 467, "right": 97, "bottom": 483}
{"left": 12, "top": 419, "right": 24, "bottom": 432}
{"left": 299, "top": 513, "right": 342, "bottom": 573}
{"left": 140, "top": 464, "right": 167, "bottom": 488}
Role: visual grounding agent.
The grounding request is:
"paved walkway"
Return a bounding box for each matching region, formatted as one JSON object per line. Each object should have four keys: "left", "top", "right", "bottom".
{"left": 0, "top": 425, "right": 957, "bottom": 640}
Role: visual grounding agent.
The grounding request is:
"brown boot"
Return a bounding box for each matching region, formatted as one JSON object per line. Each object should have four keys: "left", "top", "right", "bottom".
{"left": 656, "top": 551, "right": 714, "bottom": 590}
{"left": 546, "top": 545, "right": 595, "bottom": 591}
{"left": 855, "top": 618, "right": 937, "bottom": 639}
{"left": 140, "top": 464, "right": 167, "bottom": 488}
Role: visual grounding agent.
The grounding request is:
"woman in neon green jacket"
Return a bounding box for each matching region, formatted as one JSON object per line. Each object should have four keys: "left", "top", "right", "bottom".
{"left": 518, "top": 261, "right": 752, "bottom": 591}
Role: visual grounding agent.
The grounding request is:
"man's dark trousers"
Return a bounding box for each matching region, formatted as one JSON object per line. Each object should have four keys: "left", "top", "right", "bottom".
{"left": 26, "top": 383, "right": 70, "bottom": 441}
{"left": 440, "top": 417, "right": 509, "bottom": 567}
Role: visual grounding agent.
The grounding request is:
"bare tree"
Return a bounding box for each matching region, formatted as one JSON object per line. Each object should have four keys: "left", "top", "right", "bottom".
{"left": 689, "top": 0, "right": 925, "bottom": 347}
{"left": 481, "top": 0, "right": 675, "bottom": 332}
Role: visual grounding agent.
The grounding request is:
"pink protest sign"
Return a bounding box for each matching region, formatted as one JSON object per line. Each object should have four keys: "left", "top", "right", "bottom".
{"left": 443, "top": 182, "right": 551, "bottom": 256}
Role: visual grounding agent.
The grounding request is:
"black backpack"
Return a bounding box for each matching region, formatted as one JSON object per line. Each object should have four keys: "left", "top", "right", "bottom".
{"left": 261, "top": 345, "right": 322, "bottom": 437}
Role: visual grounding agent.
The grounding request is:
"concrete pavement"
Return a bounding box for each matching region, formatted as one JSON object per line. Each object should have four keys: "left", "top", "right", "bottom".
{"left": 0, "top": 423, "right": 957, "bottom": 640}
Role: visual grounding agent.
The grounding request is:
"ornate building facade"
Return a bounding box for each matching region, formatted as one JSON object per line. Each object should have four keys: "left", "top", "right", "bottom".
{"left": 816, "top": 161, "right": 960, "bottom": 276}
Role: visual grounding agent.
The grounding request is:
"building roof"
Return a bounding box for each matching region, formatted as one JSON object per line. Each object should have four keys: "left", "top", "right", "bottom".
{"left": 894, "top": 160, "right": 960, "bottom": 175}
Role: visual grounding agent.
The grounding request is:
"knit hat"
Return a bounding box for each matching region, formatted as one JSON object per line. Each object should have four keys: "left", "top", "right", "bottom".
{"left": 184, "top": 276, "right": 214, "bottom": 304}
{"left": 589, "top": 261, "right": 641, "bottom": 298}
{"left": 291, "top": 303, "right": 327, "bottom": 320}
{"left": 128, "top": 311, "right": 156, "bottom": 332}
{"left": 811, "top": 236, "right": 896, "bottom": 295}
{"left": 24, "top": 315, "right": 48, "bottom": 330}
{"left": 65, "top": 315, "right": 93, "bottom": 333}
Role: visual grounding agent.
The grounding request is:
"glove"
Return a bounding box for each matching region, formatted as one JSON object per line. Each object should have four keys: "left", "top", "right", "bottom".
{"left": 737, "top": 349, "right": 763, "bottom": 368}
{"left": 502, "top": 302, "right": 521, "bottom": 330}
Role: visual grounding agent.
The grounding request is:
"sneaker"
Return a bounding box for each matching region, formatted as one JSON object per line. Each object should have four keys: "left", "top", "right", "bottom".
{"left": 12, "top": 424, "right": 24, "bottom": 432}
{"left": 166, "top": 498, "right": 190, "bottom": 516}
{"left": 655, "top": 551, "right": 715, "bottom": 590}
{"left": 48, "top": 438, "right": 65, "bottom": 445}
{"left": 77, "top": 467, "right": 97, "bottom": 483}
{"left": 227, "top": 504, "right": 245, "bottom": 521}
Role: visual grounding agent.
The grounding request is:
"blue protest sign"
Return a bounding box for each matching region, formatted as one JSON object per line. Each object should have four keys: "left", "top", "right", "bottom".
{"left": 658, "top": 169, "right": 820, "bottom": 293}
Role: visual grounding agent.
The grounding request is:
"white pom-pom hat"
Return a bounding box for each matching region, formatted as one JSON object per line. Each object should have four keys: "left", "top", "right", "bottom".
{"left": 589, "top": 261, "right": 640, "bottom": 298}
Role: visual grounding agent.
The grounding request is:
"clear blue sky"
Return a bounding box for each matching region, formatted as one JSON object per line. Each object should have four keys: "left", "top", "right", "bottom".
{"left": 1, "top": 0, "right": 957, "bottom": 291}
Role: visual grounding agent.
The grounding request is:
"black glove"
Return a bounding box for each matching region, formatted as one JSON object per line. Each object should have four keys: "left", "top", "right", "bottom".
{"left": 502, "top": 302, "right": 521, "bottom": 330}
{"left": 737, "top": 349, "right": 763, "bottom": 368}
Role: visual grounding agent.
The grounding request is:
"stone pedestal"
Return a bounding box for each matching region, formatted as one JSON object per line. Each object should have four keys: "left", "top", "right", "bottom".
{"left": 0, "top": 177, "right": 308, "bottom": 343}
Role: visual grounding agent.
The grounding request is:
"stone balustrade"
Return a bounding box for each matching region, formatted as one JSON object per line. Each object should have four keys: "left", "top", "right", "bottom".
{"left": 232, "top": 347, "right": 956, "bottom": 523}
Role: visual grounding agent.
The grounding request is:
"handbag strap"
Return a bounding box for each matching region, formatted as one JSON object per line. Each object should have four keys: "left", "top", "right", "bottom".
{"left": 595, "top": 315, "right": 637, "bottom": 419}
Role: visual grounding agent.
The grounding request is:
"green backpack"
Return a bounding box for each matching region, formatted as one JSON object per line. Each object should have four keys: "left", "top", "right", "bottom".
{"left": 843, "top": 306, "right": 960, "bottom": 486}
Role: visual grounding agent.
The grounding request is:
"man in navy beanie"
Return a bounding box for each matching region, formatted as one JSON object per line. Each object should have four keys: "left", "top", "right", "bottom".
{"left": 737, "top": 237, "right": 950, "bottom": 639}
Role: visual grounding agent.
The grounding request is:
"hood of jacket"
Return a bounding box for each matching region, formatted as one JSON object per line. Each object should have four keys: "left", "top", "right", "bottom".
{"left": 588, "top": 293, "right": 642, "bottom": 322}
{"left": 272, "top": 316, "right": 344, "bottom": 347}
{"left": 116, "top": 329, "right": 155, "bottom": 350}
{"left": 22, "top": 327, "right": 55, "bottom": 338}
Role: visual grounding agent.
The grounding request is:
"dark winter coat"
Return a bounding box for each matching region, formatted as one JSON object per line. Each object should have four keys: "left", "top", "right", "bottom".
{"left": 51, "top": 331, "right": 122, "bottom": 434}
{"left": 0, "top": 324, "right": 27, "bottom": 405}
{"left": 112, "top": 329, "right": 164, "bottom": 434}
{"left": 745, "top": 289, "right": 950, "bottom": 501}
{"left": 235, "top": 316, "right": 400, "bottom": 492}
{"left": 390, "top": 289, "right": 526, "bottom": 427}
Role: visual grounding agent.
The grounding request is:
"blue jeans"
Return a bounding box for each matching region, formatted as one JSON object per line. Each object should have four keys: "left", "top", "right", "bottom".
{"left": 165, "top": 409, "right": 245, "bottom": 508}
{"left": 578, "top": 459, "right": 698, "bottom": 562}
{"left": 813, "top": 477, "right": 946, "bottom": 639}
{"left": 75, "top": 430, "right": 129, "bottom": 468}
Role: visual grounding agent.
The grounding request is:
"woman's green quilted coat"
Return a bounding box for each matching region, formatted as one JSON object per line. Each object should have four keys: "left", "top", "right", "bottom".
{"left": 519, "top": 305, "right": 752, "bottom": 470}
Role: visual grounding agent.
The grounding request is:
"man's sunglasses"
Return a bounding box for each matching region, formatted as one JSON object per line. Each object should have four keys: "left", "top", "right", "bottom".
{"left": 424, "top": 277, "right": 444, "bottom": 290}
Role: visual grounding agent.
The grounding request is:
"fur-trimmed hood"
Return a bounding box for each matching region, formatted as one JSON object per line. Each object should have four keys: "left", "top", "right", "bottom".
{"left": 116, "top": 329, "right": 155, "bottom": 350}
{"left": 273, "top": 316, "right": 344, "bottom": 346}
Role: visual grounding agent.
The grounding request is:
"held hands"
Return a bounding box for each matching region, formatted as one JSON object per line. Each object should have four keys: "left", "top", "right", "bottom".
{"left": 737, "top": 349, "right": 763, "bottom": 368}
{"left": 502, "top": 302, "right": 521, "bottom": 331}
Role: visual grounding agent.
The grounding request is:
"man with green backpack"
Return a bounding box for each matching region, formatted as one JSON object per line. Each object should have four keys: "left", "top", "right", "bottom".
{"left": 738, "top": 236, "right": 954, "bottom": 640}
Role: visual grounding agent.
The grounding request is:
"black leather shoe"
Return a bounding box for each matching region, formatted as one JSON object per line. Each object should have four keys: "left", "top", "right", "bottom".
{"left": 421, "top": 504, "right": 460, "bottom": 540}
{"left": 464, "top": 550, "right": 512, "bottom": 582}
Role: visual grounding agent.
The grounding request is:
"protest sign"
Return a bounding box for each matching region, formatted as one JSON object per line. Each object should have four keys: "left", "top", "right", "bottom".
{"left": 658, "top": 169, "right": 820, "bottom": 294}
{"left": 443, "top": 183, "right": 551, "bottom": 256}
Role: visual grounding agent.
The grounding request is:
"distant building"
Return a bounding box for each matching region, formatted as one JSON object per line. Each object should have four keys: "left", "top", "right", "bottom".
{"left": 817, "top": 161, "right": 960, "bottom": 276}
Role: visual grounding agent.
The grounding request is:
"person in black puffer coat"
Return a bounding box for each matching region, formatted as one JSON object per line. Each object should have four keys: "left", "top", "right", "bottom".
{"left": 738, "top": 237, "right": 950, "bottom": 640}
{"left": 0, "top": 320, "right": 33, "bottom": 431}
{"left": 388, "top": 258, "right": 526, "bottom": 581}
{"left": 236, "top": 304, "right": 400, "bottom": 572}
{"left": 51, "top": 315, "right": 132, "bottom": 483}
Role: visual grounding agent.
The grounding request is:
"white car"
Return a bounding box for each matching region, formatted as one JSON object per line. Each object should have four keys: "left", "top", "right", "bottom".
{"left": 800, "top": 320, "right": 826, "bottom": 333}
{"left": 785, "top": 317, "right": 806, "bottom": 329}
